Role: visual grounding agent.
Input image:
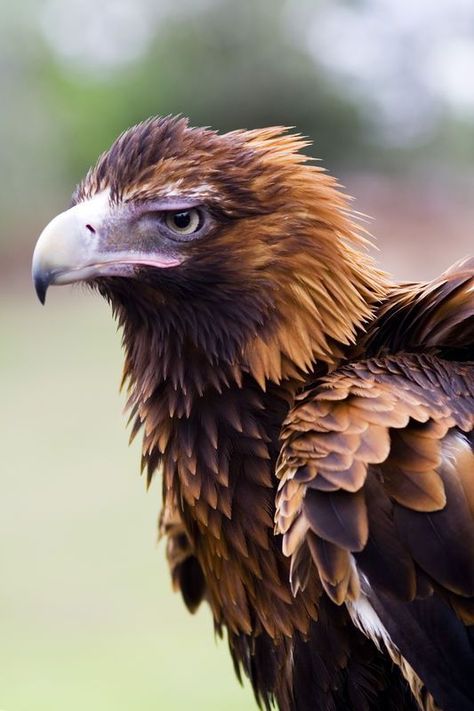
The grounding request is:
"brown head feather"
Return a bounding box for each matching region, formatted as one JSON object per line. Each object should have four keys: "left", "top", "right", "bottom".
{"left": 80, "top": 116, "right": 387, "bottom": 400}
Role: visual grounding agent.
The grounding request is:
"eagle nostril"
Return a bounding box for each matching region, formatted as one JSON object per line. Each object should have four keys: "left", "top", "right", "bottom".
{"left": 85, "top": 224, "right": 96, "bottom": 234}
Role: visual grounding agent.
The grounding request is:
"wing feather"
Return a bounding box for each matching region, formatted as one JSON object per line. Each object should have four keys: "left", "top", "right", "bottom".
{"left": 276, "top": 354, "right": 474, "bottom": 608}
{"left": 365, "top": 256, "right": 474, "bottom": 356}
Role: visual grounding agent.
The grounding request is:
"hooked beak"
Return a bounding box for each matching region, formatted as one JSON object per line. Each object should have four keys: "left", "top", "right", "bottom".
{"left": 32, "top": 191, "right": 182, "bottom": 304}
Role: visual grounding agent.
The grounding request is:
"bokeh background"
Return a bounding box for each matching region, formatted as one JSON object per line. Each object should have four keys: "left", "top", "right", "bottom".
{"left": 1, "top": 1, "right": 473, "bottom": 710}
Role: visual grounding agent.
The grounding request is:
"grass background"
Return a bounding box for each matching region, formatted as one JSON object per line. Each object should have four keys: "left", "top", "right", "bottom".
{"left": 1, "top": 284, "right": 255, "bottom": 711}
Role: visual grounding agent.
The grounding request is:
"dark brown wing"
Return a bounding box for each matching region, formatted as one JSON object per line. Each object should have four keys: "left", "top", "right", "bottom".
{"left": 276, "top": 354, "right": 474, "bottom": 711}
{"left": 364, "top": 256, "right": 474, "bottom": 358}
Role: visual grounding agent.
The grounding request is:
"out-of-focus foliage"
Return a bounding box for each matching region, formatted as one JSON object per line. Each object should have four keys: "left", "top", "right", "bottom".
{"left": 1, "top": 0, "right": 474, "bottom": 260}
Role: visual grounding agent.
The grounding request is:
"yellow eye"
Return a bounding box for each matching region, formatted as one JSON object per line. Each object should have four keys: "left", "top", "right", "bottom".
{"left": 165, "top": 209, "right": 201, "bottom": 235}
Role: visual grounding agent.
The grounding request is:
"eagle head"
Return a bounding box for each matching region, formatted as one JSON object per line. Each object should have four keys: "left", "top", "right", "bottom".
{"left": 32, "top": 115, "right": 385, "bottom": 385}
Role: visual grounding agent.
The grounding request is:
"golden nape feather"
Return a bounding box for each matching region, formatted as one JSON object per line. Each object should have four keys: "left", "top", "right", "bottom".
{"left": 32, "top": 116, "right": 474, "bottom": 711}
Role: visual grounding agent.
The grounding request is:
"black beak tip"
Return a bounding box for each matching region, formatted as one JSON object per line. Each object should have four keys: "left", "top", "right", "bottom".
{"left": 32, "top": 270, "right": 48, "bottom": 305}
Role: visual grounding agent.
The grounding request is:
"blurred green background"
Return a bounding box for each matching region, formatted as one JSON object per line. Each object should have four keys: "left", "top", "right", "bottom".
{"left": 1, "top": 1, "right": 473, "bottom": 710}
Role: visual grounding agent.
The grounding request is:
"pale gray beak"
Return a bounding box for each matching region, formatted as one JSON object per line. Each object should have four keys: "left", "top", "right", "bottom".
{"left": 32, "top": 190, "right": 182, "bottom": 303}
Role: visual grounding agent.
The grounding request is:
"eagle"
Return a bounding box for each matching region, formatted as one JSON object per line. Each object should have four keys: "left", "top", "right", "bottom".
{"left": 32, "top": 116, "right": 474, "bottom": 711}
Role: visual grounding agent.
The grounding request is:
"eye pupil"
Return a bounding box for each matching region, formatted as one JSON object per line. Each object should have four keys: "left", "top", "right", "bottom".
{"left": 173, "top": 211, "right": 191, "bottom": 229}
